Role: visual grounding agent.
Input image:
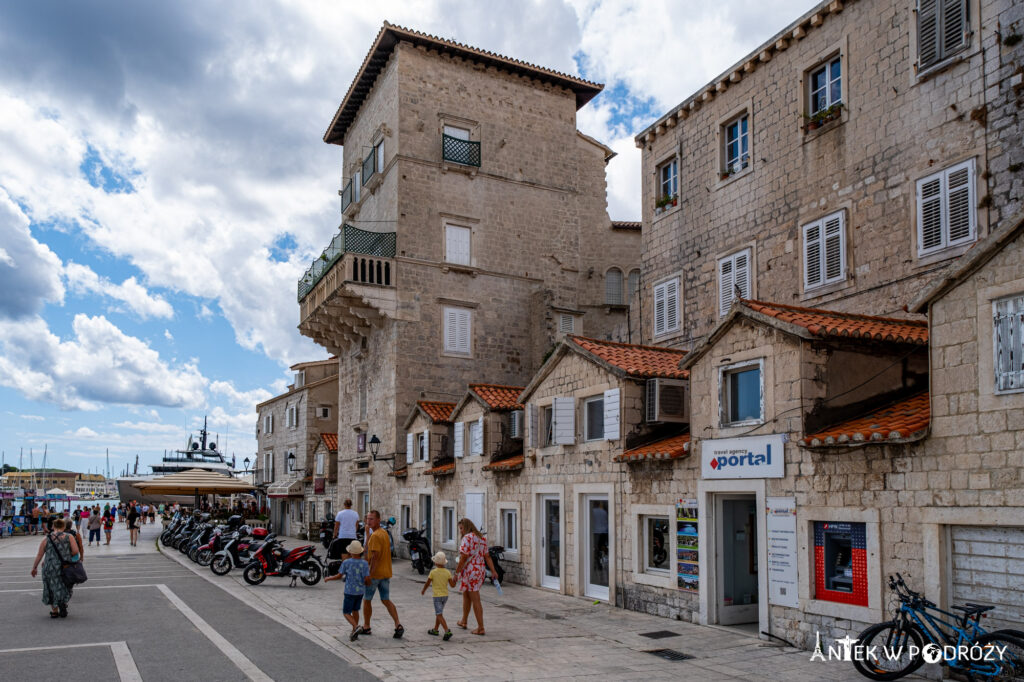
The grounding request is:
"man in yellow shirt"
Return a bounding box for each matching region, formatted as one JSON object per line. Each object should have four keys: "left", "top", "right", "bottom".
{"left": 360, "top": 510, "right": 404, "bottom": 638}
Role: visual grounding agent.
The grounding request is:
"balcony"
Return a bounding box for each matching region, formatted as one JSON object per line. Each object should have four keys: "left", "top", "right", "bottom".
{"left": 298, "top": 224, "right": 398, "bottom": 354}
{"left": 339, "top": 180, "right": 352, "bottom": 213}
{"left": 442, "top": 134, "right": 481, "bottom": 167}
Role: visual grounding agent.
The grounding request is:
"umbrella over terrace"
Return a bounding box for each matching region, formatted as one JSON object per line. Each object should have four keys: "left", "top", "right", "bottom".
{"left": 134, "top": 468, "right": 255, "bottom": 506}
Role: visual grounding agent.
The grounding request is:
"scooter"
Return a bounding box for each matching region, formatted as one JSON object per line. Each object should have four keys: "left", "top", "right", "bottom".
{"left": 211, "top": 526, "right": 266, "bottom": 576}
{"left": 486, "top": 545, "right": 506, "bottom": 585}
{"left": 243, "top": 534, "right": 322, "bottom": 587}
{"left": 160, "top": 512, "right": 185, "bottom": 546}
{"left": 402, "top": 524, "right": 433, "bottom": 575}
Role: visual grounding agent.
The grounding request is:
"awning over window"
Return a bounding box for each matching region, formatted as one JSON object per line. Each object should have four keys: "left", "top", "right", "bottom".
{"left": 266, "top": 480, "right": 303, "bottom": 498}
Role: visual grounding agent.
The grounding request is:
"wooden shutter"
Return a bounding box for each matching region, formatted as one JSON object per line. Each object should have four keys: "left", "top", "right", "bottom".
{"left": 804, "top": 221, "right": 822, "bottom": 288}
{"left": 453, "top": 422, "right": 464, "bottom": 458}
{"left": 444, "top": 308, "right": 458, "bottom": 352}
{"left": 422, "top": 429, "right": 430, "bottom": 461}
{"left": 446, "top": 225, "right": 471, "bottom": 265}
{"left": 528, "top": 404, "right": 538, "bottom": 448}
{"left": 718, "top": 257, "right": 734, "bottom": 317}
{"left": 664, "top": 278, "right": 679, "bottom": 332}
{"left": 823, "top": 213, "right": 844, "bottom": 282}
{"left": 918, "top": 0, "right": 939, "bottom": 69}
{"left": 603, "top": 388, "right": 620, "bottom": 441}
{"left": 605, "top": 269, "right": 623, "bottom": 305}
{"left": 995, "top": 296, "right": 1024, "bottom": 392}
{"left": 406, "top": 433, "right": 414, "bottom": 464}
{"left": 552, "top": 396, "right": 576, "bottom": 445}
{"left": 457, "top": 309, "right": 471, "bottom": 354}
{"left": 465, "top": 493, "right": 484, "bottom": 531}
{"left": 654, "top": 282, "right": 667, "bottom": 335}
{"left": 946, "top": 161, "right": 973, "bottom": 244}
{"left": 918, "top": 173, "right": 944, "bottom": 252}
{"left": 942, "top": 0, "right": 967, "bottom": 58}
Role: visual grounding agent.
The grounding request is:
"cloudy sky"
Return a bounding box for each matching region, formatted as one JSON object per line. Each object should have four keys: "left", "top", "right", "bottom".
{"left": 0, "top": 0, "right": 814, "bottom": 477}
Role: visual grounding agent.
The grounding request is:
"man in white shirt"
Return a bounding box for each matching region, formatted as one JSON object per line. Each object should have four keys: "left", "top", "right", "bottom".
{"left": 333, "top": 499, "right": 360, "bottom": 559}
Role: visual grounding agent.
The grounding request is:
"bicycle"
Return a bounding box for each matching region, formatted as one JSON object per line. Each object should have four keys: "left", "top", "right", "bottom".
{"left": 852, "top": 573, "right": 1024, "bottom": 681}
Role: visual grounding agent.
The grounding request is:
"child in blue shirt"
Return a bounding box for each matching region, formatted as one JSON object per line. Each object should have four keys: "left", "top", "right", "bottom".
{"left": 326, "top": 540, "right": 370, "bottom": 640}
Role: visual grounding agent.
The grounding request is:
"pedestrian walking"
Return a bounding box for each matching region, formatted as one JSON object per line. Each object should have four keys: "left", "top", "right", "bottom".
{"left": 359, "top": 510, "right": 404, "bottom": 639}
{"left": 140, "top": 504, "right": 148, "bottom": 525}
{"left": 326, "top": 540, "right": 370, "bottom": 641}
{"left": 86, "top": 509, "right": 102, "bottom": 546}
{"left": 127, "top": 505, "right": 140, "bottom": 547}
{"left": 453, "top": 518, "right": 497, "bottom": 636}
{"left": 102, "top": 512, "right": 114, "bottom": 545}
{"left": 72, "top": 508, "right": 81, "bottom": 533}
{"left": 421, "top": 551, "right": 456, "bottom": 640}
{"left": 148, "top": 506, "right": 155, "bottom": 524}
{"left": 333, "top": 499, "right": 360, "bottom": 559}
{"left": 30, "top": 517, "right": 80, "bottom": 618}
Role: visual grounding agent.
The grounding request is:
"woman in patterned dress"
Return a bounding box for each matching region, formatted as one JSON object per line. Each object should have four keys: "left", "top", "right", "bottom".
{"left": 453, "top": 518, "right": 497, "bottom": 635}
{"left": 30, "top": 517, "right": 80, "bottom": 618}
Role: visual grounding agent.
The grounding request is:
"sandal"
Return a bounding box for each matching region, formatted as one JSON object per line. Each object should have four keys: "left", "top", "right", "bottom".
{"left": 350, "top": 629, "right": 359, "bottom": 642}
{"left": 456, "top": 621, "right": 468, "bottom": 629}
{"left": 393, "top": 624, "right": 404, "bottom": 639}
{"left": 443, "top": 631, "right": 453, "bottom": 641}
{"left": 358, "top": 627, "right": 371, "bottom": 636}
{"left": 428, "top": 628, "right": 439, "bottom": 636}
{"left": 471, "top": 628, "right": 485, "bottom": 636}
{"left": 50, "top": 610, "right": 60, "bottom": 618}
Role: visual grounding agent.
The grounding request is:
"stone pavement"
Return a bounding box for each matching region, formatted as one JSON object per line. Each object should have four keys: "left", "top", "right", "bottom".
{"left": 160, "top": 534, "right": 919, "bottom": 681}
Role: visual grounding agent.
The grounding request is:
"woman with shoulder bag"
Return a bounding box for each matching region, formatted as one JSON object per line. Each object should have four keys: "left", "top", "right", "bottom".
{"left": 30, "top": 517, "right": 81, "bottom": 618}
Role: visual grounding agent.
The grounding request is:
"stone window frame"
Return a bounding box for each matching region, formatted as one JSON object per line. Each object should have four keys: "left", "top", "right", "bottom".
{"left": 977, "top": 275, "right": 1024, "bottom": 410}
{"left": 798, "top": 35, "right": 849, "bottom": 140}
{"left": 709, "top": 342, "right": 775, "bottom": 440}
{"left": 719, "top": 358, "right": 765, "bottom": 428}
{"left": 797, "top": 506, "right": 884, "bottom": 623}
{"left": 441, "top": 304, "right": 474, "bottom": 358}
{"left": 496, "top": 501, "right": 521, "bottom": 560}
{"left": 914, "top": 157, "right": 978, "bottom": 259}
{"left": 910, "top": 0, "right": 977, "bottom": 82}
{"left": 582, "top": 394, "right": 605, "bottom": 442}
{"left": 400, "top": 504, "right": 412, "bottom": 534}
{"left": 714, "top": 99, "right": 754, "bottom": 188}
{"left": 655, "top": 155, "right": 679, "bottom": 216}
{"left": 439, "top": 502, "right": 457, "bottom": 550}
{"left": 631, "top": 503, "right": 675, "bottom": 589}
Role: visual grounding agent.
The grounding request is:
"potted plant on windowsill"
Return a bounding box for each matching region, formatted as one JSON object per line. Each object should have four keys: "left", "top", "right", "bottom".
{"left": 804, "top": 103, "right": 843, "bottom": 133}
{"left": 654, "top": 194, "right": 678, "bottom": 214}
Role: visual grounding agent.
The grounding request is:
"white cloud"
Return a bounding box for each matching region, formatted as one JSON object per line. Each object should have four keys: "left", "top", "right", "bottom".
{"left": 73, "top": 426, "right": 98, "bottom": 437}
{"left": 164, "top": 329, "right": 173, "bottom": 341}
{"left": 0, "top": 314, "right": 207, "bottom": 410}
{"left": 64, "top": 261, "right": 173, "bottom": 320}
{"left": 112, "top": 420, "right": 182, "bottom": 435}
{"left": 210, "top": 380, "right": 273, "bottom": 408}
{"left": 0, "top": 188, "right": 64, "bottom": 318}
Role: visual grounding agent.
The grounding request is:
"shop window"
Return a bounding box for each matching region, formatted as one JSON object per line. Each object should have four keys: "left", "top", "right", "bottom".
{"left": 583, "top": 396, "right": 605, "bottom": 441}
{"left": 442, "top": 506, "right": 455, "bottom": 545}
{"left": 642, "top": 515, "right": 670, "bottom": 574}
{"left": 814, "top": 521, "right": 869, "bottom": 606}
{"left": 501, "top": 508, "right": 519, "bottom": 552}
{"left": 720, "top": 360, "right": 763, "bottom": 426}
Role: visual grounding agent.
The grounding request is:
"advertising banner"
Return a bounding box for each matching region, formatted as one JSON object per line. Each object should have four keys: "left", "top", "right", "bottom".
{"left": 701, "top": 434, "right": 785, "bottom": 479}
{"left": 676, "top": 498, "right": 698, "bottom": 592}
{"left": 766, "top": 496, "right": 799, "bottom": 608}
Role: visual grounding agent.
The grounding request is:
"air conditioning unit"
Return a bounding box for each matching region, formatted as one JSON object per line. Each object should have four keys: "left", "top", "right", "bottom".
{"left": 646, "top": 379, "right": 689, "bottom": 423}
{"left": 509, "top": 410, "right": 524, "bottom": 439}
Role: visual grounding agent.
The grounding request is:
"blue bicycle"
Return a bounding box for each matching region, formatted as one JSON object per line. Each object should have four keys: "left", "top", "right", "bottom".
{"left": 853, "top": 573, "right": 1024, "bottom": 680}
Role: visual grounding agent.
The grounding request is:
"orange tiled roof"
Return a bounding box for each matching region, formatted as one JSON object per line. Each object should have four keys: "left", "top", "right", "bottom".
{"left": 742, "top": 300, "right": 928, "bottom": 344}
{"left": 388, "top": 468, "right": 407, "bottom": 478}
{"left": 320, "top": 433, "right": 338, "bottom": 452}
{"left": 424, "top": 462, "right": 455, "bottom": 477}
{"left": 470, "top": 384, "right": 525, "bottom": 410}
{"left": 614, "top": 433, "right": 690, "bottom": 462}
{"left": 800, "top": 392, "right": 930, "bottom": 447}
{"left": 570, "top": 336, "right": 688, "bottom": 379}
{"left": 418, "top": 401, "right": 455, "bottom": 424}
{"left": 482, "top": 455, "right": 525, "bottom": 472}
{"left": 611, "top": 221, "right": 642, "bottom": 230}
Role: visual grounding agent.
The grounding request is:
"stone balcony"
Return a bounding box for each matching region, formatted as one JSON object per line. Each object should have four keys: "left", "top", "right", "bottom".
{"left": 298, "top": 225, "right": 397, "bottom": 354}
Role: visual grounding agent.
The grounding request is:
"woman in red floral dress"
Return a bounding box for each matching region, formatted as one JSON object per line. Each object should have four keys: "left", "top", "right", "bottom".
{"left": 453, "top": 518, "right": 496, "bottom": 635}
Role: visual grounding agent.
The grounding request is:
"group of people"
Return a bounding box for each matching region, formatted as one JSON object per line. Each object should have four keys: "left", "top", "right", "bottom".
{"left": 72, "top": 505, "right": 115, "bottom": 546}
{"left": 326, "top": 499, "right": 497, "bottom": 642}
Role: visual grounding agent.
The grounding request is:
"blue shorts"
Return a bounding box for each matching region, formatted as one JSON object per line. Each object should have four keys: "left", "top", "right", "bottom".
{"left": 433, "top": 596, "right": 448, "bottom": 615}
{"left": 343, "top": 592, "right": 362, "bottom": 615}
{"left": 364, "top": 578, "right": 390, "bottom": 601}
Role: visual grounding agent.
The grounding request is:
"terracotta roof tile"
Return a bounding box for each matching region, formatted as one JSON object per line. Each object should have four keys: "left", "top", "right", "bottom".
{"left": 611, "top": 221, "right": 642, "bottom": 231}
{"left": 800, "top": 392, "right": 930, "bottom": 447}
{"left": 614, "top": 433, "right": 691, "bottom": 463}
{"left": 570, "top": 336, "right": 688, "bottom": 379}
{"left": 320, "top": 433, "right": 338, "bottom": 452}
{"left": 482, "top": 455, "right": 525, "bottom": 472}
{"left": 424, "top": 462, "right": 456, "bottom": 477}
{"left": 742, "top": 300, "right": 928, "bottom": 344}
{"left": 418, "top": 401, "right": 455, "bottom": 424}
{"left": 469, "top": 384, "right": 525, "bottom": 410}
{"left": 388, "top": 468, "right": 408, "bottom": 478}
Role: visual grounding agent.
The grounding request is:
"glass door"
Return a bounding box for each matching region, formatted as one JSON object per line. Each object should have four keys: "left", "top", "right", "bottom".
{"left": 584, "top": 495, "right": 610, "bottom": 601}
{"left": 716, "top": 495, "right": 758, "bottom": 625}
{"left": 540, "top": 495, "right": 560, "bottom": 590}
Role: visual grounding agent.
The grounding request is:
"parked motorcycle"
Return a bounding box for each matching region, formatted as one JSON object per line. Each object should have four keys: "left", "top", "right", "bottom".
{"left": 486, "top": 544, "right": 506, "bottom": 585}
{"left": 402, "top": 524, "right": 433, "bottom": 575}
{"left": 160, "top": 512, "right": 185, "bottom": 546}
{"left": 211, "top": 526, "right": 266, "bottom": 576}
{"left": 242, "top": 534, "right": 322, "bottom": 587}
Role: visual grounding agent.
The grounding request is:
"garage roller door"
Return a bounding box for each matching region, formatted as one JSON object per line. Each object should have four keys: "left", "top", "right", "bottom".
{"left": 950, "top": 525, "right": 1024, "bottom": 631}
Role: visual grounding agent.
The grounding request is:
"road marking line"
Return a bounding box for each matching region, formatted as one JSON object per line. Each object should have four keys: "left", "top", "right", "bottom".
{"left": 0, "top": 640, "right": 141, "bottom": 682}
{"left": 0, "top": 584, "right": 164, "bottom": 593}
{"left": 156, "top": 583, "right": 272, "bottom": 682}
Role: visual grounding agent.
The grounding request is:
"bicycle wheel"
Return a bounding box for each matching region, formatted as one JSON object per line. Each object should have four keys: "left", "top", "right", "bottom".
{"left": 971, "top": 633, "right": 1024, "bottom": 681}
{"left": 852, "top": 620, "right": 926, "bottom": 681}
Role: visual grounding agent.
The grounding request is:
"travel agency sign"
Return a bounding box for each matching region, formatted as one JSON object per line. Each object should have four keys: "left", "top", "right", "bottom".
{"left": 701, "top": 434, "right": 786, "bottom": 479}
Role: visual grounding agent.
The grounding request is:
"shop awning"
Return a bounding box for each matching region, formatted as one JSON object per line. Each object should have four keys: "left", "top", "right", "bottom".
{"left": 266, "top": 480, "right": 304, "bottom": 498}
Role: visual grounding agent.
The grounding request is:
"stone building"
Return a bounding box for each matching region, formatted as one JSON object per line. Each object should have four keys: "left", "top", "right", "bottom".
{"left": 297, "top": 24, "right": 640, "bottom": 523}
{"left": 255, "top": 359, "right": 338, "bottom": 535}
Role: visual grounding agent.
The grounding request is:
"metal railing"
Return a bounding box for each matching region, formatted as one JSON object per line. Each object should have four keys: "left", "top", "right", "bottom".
{"left": 442, "top": 134, "right": 481, "bottom": 167}
{"left": 297, "top": 225, "right": 397, "bottom": 301}
{"left": 340, "top": 180, "right": 352, "bottom": 213}
{"left": 362, "top": 150, "right": 376, "bottom": 185}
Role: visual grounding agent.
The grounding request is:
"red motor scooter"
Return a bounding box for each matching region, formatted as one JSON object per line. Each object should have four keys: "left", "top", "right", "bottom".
{"left": 242, "top": 534, "right": 322, "bottom": 587}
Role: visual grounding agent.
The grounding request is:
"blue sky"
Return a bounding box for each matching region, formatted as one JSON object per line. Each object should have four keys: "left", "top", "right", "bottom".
{"left": 0, "top": 0, "right": 814, "bottom": 477}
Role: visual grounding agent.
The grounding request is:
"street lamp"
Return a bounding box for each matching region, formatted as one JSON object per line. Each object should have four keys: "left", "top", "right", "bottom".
{"left": 243, "top": 457, "right": 250, "bottom": 473}
{"left": 287, "top": 452, "right": 296, "bottom": 472}
{"left": 369, "top": 435, "right": 381, "bottom": 457}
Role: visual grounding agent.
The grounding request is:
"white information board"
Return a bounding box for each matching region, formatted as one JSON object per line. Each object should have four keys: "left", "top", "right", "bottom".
{"left": 766, "top": 496, "right": 799, "bottom": 608}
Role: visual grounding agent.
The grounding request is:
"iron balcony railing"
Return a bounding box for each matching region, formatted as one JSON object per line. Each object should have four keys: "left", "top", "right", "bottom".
{"left": 297, "top": 224, "right": 397, "bottom": 302}
{"left": 362, "top": 150, "right": 376, "bottom": 185}
{"left": 340, "top": 179, "right": 353, "bottom": 213}
{"left": 442, "top": 134, "right": 481, "bottom": 167}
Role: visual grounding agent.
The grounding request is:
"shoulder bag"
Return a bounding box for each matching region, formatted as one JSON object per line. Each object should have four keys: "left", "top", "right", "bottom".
{"left": 47, "top": 533, "right": 88, "bottom": 586}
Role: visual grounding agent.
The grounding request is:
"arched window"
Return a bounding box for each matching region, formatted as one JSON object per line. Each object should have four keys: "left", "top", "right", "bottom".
{"left": 605, "top": 268, "right": 624, "bottom": 305}
{"left": 628, "top": 269, "right": 641, "bottom": 299}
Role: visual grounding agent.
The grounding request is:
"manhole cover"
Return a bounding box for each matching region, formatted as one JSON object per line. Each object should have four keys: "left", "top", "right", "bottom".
{"left": 644, "top": 649, "right": 694, "bottom": 661}
{"left": 639, "top": 630, "right": 680, "bottom": 639}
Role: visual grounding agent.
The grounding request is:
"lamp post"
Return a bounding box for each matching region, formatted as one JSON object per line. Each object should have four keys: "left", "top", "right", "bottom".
{"left": 287, "top": 452, "right": 296, "bottom": 473}
{"left": 243, "top": 457, "right": 250, "bottom": 473}
{"left": 369, "top": 435, "right": 381, "bottom": 458}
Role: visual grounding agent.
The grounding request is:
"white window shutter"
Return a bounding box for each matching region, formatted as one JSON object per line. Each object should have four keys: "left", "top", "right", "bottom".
{"left": 453, "top": 422, "right": 464, "bottom": 458}
{"left": 654, "top": 283, "right": 666, "bottom": 335}
{"left": 406, "top": 433, "right": 414, "bottom": 465}
{"left": 552, "top": 396, "right": 576, "bottom": 445}
{"left": 918, "top": 0, "right": 939, "bottom": 69}
{"left": 446, "top": 225, "right": 471, "bottom": 265}
{"left": 946, "top": 162, "right": 974, "bottom": 244}
{"left": 665, "top": 278, "right": 679, "bottom": 332}
{"left": 823, "top": 213, "right": 844, "bottom": 282}
{"left": 528, "top": 404, "right": 538, "bottom": 448}
{"left": 918, "top": 175, "right": 944, "bottom": 253}
{"left": 270, "top": 415, "right": 273, "bottom": 433}
{"left": 804, "top": 221, "right": 822, "bottom": 289}
{"left": 444, "top": 308, "right": 458, "bottom": 352}
{"left": 603, "top": 388, "right": 620, "bottom": 441}
{"left": 734, "top": 250, "right": 750, "bottom": 300}
{"left": 718, "top": 257, "right": 734, "bottom": 317}
{"left": 474, "top": 416, "right": 484, "bottom": 455}
{"left": 443, "top": 125, "right": 470, "bottom": 140}
{"left": 422, "top": 429, "right": 430, "bottom": 461}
